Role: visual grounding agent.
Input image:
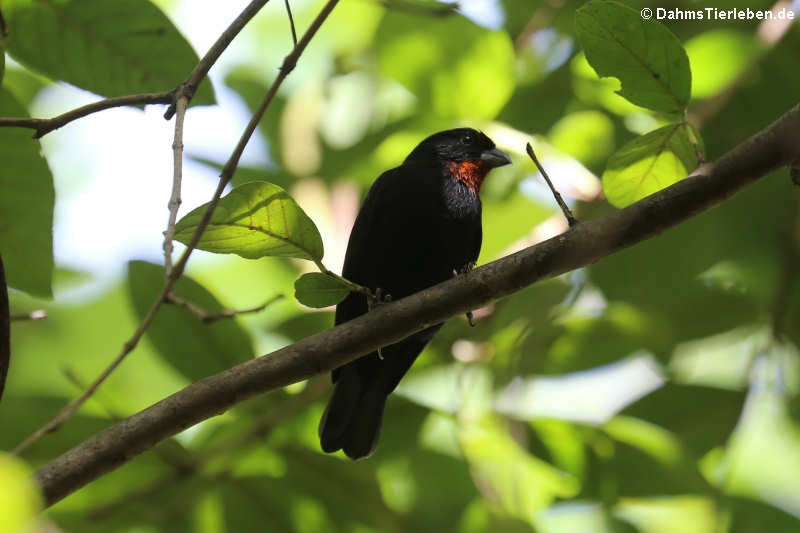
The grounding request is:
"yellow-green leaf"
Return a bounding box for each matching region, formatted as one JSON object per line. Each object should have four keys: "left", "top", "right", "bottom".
{"left": 603, "top": 123, "right": 698, "bottom": 208}
{"left": 0, "top": 453, "right": 42, "bottom": 533}
{"left": 175, "top": 182, "right": 324, "bottom": 262}
{"left": 294, "top": 273, "right": 349, "bottom": 308}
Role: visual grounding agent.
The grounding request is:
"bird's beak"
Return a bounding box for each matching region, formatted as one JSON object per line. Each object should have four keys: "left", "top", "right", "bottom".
{"left": 480, "top": 147, "right": 512, "bottom": 168}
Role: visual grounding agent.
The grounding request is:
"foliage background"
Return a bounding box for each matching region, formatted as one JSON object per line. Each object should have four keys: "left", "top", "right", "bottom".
{"left": 1, "top": 0, "right": 800, "bottom": 531}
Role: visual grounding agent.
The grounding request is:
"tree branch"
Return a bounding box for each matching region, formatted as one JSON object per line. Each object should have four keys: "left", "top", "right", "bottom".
{"left": 0, "top": 0, "right": 273, "bottom": 137}
{"left": 165, "top": 293, "right": 282, "bottom": 324}
{"left": 34, "top": 102, "right": 800, "bottom": 507}
{"left": 0, "top": 92, "right": 174, "bottom": 138}
{"left": 163, "top": 95, "right": 188, "bottom": 277}
{"left": 163, "top": 0, "right": 272, "bottom": 119}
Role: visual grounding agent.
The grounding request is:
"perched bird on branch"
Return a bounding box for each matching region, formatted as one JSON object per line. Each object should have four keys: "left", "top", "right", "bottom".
{"left": 319, "top": 128, "right": 511, "bottom": 459}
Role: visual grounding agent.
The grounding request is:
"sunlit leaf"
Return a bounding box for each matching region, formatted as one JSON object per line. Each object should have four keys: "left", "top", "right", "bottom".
{"left": 575, "top": 0, "right": 691, "bottom": 113}
{"left": 294, "top": 272, "right": 349, "bottom": 309}
{"left": 622, "top": 384, "right": 745, "bottom": 457}
{"left": 614, "top": 495, "right": 718, "bottom": 533}
{"left": 602, "top": 123, "right": 698, "bottom": 208}
{"left": 2, "top": 0, "right": 214, "bottom": 104}
{"left": 0, "top": 88, "right": 54, "bottom": 297}
{"left": 727, "top": 496, "right": 800, "bottom": 533}
{"left": 377, "top": 11, "right": 515, "bottom": 120}
{"left": 174, "top": 182, "right": 324, "bottom": 262}
{"left": 722, "top": 384, "right": 800, "bottom": 512}
{"left": 537, "top": 502, "right": 627, "bottom": 533}
{"left": 460, "top": 415, "right": 580, "bottom": 525}
{"left": 127, "top": 261, "right": 254, "bottom": 381}
{"left": 0, "top": 453, "right": 42, "bottom": 533}
{"left": 0, "top": 65, "right": 49, "bottom": 108}
{"left": 685, "top": 30, "right": 761, "bottom": 100}
{"left": 548, "top": 110, "right": 615, "bottom": 168}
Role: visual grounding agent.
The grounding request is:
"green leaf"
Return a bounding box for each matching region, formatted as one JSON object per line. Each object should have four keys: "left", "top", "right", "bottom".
{"left": 685, "top": 30, "right": 762, "bottom": 100}
{"left": 2, "top": 0, "right": 214, "bottom": 105}
{"left": 294, "top": 273, "right": 349, "bottom": 309}
{"left": 376, "top": 11, "right": 515, "bottom": 120}
{"left": 460, "top": 415, "right": 580, "bottom": 525}
{"left": 0, "top": 453, "right": 42, "bottom": 533}
{"left": 126, "top": 261, "right": 254, "bottom": 382}
{"left": 622, "top": 384, "right": 745, "bottom": 457}
{"left": 1, "top": 65, "right": 50, "bottom": 110}
{"left": 0, "top": 88, "right": 54, "bottom": 297}
{"left": 174, "top": 182, "right": 324, "bottom": 262}
{"left": 602, "top": 123, "right": 698, "bottom": 208}
{"left": 575, "top": 0, "right": 691, "bottom": 114}
{"left": 728, "top": 496, "right": 800, "bottom": 533}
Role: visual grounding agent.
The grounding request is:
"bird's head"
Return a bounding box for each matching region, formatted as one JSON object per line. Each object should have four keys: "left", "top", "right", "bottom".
{"left": 404, "top": 128, "right": 511, "bottom": 194}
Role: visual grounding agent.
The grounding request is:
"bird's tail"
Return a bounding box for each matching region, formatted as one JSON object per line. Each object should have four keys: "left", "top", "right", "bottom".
{"left": 318, "top": 365, "right": 387, "bottom": 460}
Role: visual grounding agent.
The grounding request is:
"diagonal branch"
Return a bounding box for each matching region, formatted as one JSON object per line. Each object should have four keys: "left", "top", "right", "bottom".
{"left": 0, "top": 92, "right": 174, "bottom": 138}
{"left": 35, "top": 102, "right": 800, "bottom": 507}
{"left": 164, "top": 0, "right": 272, "bottom": 119}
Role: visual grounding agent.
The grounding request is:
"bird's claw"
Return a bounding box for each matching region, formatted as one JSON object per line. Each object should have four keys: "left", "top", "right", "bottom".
{"left": 466, "top": 310, "right": 475, "bottom": 327}
{"left": 369, "top": 287, "right": 391, "bottom": 360}
{"left": 454, "top": 264, "right": 477, "bottom": 326}
{"left": 368, "top": 287, "right": 392, "bottom": 311}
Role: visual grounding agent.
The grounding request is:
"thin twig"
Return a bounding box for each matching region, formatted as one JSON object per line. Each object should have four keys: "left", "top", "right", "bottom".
{"left": 10, "top": 310, "right": 47, "bottom": 321}
{"left": 284, "top": 0, "right": 298, "bottom": 46}
{"left": 163, "top": 96, "right": 188, "bottom": 277}
{"left": 314, "top": 260, "right": 376, "bottom": 300}
{"left": 61, "top": 365, "right": 195, "bottom": 472}
{"left": 220, "top": 0, "right": 340, "bottom": 181}
{"left": 166, "top": 293, "right": 283, "bottom": 324}
{"left": 11, "top": 286, "right": 171, "bottom": 455}
{"left": 0, "top": 92, "right": 174, "bottom": 138}
{"left": 11, "top": 0, "right": 340, "bottom": 457}
{"left": 86, "top": 378, "right": 326, "bottom": 521}
{"left": 0, "top": 1, "right": 273, "bottom": 135}
{"left": 525, "top": 142, "right": 578, "bottom": 227}
{"left": 164, "top": 0, "right": 272, "bottom": 119}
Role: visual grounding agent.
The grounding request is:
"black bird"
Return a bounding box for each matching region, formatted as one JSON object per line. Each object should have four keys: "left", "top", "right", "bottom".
{"left": 319, "top": 128, "right": 511, "bottom": 459}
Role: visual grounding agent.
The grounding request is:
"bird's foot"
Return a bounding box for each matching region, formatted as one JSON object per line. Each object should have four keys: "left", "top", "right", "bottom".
{"left": 367, "top": 287, "right": 392, "bottom": 311}
{"left": 454, "top": 263, "right": 477, "bottom": 327}
{"left": 368, "top": 288, "right": 392, "bottom": 360}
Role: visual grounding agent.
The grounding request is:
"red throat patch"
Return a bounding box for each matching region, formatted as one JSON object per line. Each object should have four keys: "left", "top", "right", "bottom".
{"left": 446, "top": 160, "right": 490, "bottom": 194}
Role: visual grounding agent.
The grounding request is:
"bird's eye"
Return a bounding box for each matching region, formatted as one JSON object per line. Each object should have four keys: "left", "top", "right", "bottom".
{"left": 461, "top": 133, "right": 474, "bottom": 145}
